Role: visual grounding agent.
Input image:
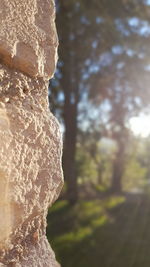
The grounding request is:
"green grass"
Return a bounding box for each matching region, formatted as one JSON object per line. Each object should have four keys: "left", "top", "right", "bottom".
{"left": 47, "top": 194, "right": 150, "bottom": 267}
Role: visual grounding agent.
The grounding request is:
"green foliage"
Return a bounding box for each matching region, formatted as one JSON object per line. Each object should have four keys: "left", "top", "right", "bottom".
{"left": 122, "top": 135, "right": 149, "bottom": 192}
{"left": 75, "top": 133, "right": 150, "bottom": 193}
{"left": 76, "top": 135, "right": 116, "bottom": 189}
{"left": 123, "top": 158, "right": 147, "bottom": 191}
{"left": 47, "top": 196, "right": 125, "bottom": 267}
{"left": 47, "top": 195, "right": 150, "bottom": 267}
{"left": 76, "top": 143, "right": 98, "bottom": 184}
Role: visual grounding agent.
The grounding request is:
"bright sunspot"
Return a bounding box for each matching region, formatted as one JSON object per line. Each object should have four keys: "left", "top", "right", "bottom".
{"left": 129, "top": 114, "right": 150, "bottom": 137}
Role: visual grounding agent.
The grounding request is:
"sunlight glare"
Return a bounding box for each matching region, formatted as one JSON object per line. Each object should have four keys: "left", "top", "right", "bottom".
{"left": 129, "top": 114, "right": 150, "bottom": 137}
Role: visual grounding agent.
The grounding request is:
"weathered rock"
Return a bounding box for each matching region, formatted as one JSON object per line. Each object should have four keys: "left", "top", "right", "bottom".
{"left": 0, "top": 0, "right": 63, "bottom": 266}
{"left": 0, "top": 0, "right": 58, "bottom": 78}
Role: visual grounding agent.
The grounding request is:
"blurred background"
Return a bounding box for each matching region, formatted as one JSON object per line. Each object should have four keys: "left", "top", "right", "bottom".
{"left": 48, "top": 0, "right": 150, "bottom": 266}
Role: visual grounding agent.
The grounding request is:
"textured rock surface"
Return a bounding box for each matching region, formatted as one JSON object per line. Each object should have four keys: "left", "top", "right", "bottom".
{"left": 0, "top": 0, "right": 63, "bottom": 266}
{"left": 0, "top": 0, "right": 58, "bottom": 78}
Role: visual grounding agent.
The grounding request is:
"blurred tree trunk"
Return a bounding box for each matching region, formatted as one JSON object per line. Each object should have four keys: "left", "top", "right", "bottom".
{"left": 97, "top": 158, "right": 105, "bottom": 185}
{"left": 111, "top": 132, "right": 126, "bottom": 193}
{"left": 63, "top": 75, "right": 79, "bottom": 205}
{"left": 97, "top": 171, "right": 103, "bottom": 185}
{"left": 57, "top": 2, "right": 80, "bottom": 205}
{"left": 109, "top": 88, "right": 127, "bottom": 193}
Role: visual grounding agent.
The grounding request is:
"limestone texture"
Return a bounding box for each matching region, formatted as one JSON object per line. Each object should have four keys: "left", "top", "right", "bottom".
{"left": 0, "top": 0, "right": 58, "bottom": 78}
{"left": 0, "top": 0, "right": 63, "bottom": 266}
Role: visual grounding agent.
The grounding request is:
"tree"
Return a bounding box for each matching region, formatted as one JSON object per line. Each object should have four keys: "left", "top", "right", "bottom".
{"left": 49, "top": 0, "right": 119, "bottom": 203}
{"left": 88, "top": 1, "right": 150, "bottom": 192}
{"left": 56, "top": 1, "right": 93, "bottom": 204}
{"left": 49, "top": 0, "right": 150, "bottom": 199}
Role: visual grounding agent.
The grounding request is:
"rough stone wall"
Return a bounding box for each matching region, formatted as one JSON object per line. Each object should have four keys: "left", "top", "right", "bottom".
{"left": 0, "top": 0, "right": 58, "bottom": 78}
{"left": 0, "top": 1, "right": 63, "bottom": 266}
